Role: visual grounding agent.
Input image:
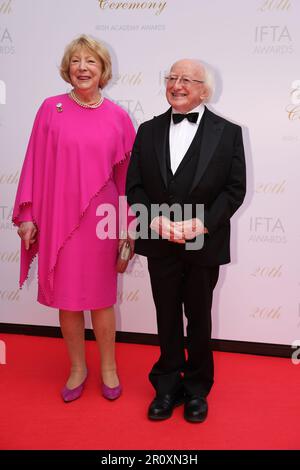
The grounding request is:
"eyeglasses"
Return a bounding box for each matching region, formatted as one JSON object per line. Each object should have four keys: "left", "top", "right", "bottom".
{"left": 165, "top": 75, "right": 205, "bottom": 87}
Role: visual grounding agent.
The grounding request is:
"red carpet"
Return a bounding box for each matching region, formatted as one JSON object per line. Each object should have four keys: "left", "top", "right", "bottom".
{"left": 0, "top": 333, "right": 299, "bottom": 450}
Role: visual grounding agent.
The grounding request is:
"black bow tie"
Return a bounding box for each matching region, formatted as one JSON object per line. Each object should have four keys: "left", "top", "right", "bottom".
{"left": 172, "top": 112, "right": 199, "bottom": 124}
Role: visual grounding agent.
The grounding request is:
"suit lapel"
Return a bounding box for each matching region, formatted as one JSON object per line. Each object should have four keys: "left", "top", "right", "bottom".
{"left": 190, "top": 108, "right": 225, "bottom": 193}
{"left": 153, "top": 108, "right": 172, "bottom": 188}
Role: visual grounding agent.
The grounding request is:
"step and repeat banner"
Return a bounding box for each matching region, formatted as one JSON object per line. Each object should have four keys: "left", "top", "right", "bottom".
{"left": 0, "top": 0, "right": 299, "bottom": 345}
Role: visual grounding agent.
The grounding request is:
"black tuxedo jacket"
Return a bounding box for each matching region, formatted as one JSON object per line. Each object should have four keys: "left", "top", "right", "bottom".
{"left": 126, "top": 107, "right": 246, "bottom": 266}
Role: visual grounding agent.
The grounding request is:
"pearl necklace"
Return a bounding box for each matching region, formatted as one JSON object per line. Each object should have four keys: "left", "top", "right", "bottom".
{"left": 69, "top": 90, "right": 104, "bottom": 109}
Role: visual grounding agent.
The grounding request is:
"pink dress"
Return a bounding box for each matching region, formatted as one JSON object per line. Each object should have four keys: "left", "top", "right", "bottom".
{"left": 13, "top": 94, "right": 136, "bottom": 310}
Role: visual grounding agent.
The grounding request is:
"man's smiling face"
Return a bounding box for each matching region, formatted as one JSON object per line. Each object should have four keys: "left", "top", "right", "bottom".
{"left": 166, "top": 59, "right": 208, "bottom": 113}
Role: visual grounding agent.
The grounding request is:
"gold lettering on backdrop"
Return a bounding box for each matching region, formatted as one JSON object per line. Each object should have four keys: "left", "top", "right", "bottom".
{"left": 113, "top": 72, "right": 143, "bottom": 86}
{"left": 286, "top": 105, "right": 300, "bottom": 120}
{"left": 255, "top": 180, "right": 286, "bottom": 194}
{"left": 0, "top": 289, "right": 20, "bottom": 301}
{"left": 0, "top": 250, "right": 19, "bottom": 263}
{"left": 250, "top": 306, "right": 282, "bottom": 319}
{"left": 0, "top": 171, "right": 19, "bottom": 184}
{"left": 251, "top": 265, "right": 283, "bottom": 278}
{"left": 98, "top": 0, "right": 167, "bottom": 16}
{"left": 0, "top": 0, "right": 12, "bottom": 14}
{"left": 118, "top": 289, "right": 139, "bottom": 302}
{"left": 290, "top": 82, "right": 300, "bottom": 104}
{"left": 259, "top": 0, "right": 291, "bottom": 11}
{"left": 286, "top": 80, "right": 300, "bottom": 120}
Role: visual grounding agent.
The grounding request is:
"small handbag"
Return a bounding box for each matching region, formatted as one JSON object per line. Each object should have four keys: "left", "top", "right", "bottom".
{"left": 117, "top": 240, "right": 132, "bottom": 273}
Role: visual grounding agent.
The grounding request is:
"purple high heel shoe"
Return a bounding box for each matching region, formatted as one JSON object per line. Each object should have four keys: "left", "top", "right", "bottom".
{"left": 101, "top": 382, "right": 122, "bottom": 400}
{"left": 61, "top": 374, "right": 87, "bottom": 403}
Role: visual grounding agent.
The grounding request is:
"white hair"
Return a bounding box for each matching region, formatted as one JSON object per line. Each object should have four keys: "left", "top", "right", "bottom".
{"left": 201, "top": 63, "right": 215, "bottom": 102}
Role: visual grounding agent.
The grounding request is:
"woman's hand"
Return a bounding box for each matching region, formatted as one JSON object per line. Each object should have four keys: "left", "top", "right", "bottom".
{"left": 17, "top": 221, "right": 37, "bottom": 250}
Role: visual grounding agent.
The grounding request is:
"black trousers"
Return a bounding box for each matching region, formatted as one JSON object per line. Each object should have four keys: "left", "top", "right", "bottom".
{"left": 147, "top": 254, "right": 219, "bottom": 397}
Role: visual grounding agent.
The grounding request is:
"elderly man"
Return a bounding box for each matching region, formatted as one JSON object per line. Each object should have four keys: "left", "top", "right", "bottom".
{"left": 126, "top": 59, "right": 246, "bottom": 422}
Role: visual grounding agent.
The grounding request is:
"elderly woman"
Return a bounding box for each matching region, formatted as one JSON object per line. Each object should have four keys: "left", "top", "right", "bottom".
{"left": 13, "top": 35, "right": 135, "bottom": 402}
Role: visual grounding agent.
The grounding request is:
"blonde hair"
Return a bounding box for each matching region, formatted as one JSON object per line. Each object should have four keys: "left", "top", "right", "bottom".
{"left": 60, "top": 34, "right": 112, "bottom": 88}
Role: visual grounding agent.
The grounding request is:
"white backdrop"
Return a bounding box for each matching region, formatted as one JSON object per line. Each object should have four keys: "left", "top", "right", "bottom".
{"left": 0, "top": 0, "right": 299, "bottom": 345}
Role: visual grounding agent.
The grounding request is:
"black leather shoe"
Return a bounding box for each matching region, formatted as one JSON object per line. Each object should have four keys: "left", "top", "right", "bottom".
{"left": 148, "top": 390, "right": 185, "bottom": 421}
{"left": 184, "top": 396, "right": 208, "bottom": 423}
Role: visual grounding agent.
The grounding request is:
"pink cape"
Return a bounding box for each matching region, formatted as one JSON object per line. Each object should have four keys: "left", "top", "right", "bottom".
{"left": 13, "top": 94, "right": 136, "bottom": 304}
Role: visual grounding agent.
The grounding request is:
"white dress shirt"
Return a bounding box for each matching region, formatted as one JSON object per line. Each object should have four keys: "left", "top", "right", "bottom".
{"left": 169, "top": 104, "right": 205, "bottom": 174}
